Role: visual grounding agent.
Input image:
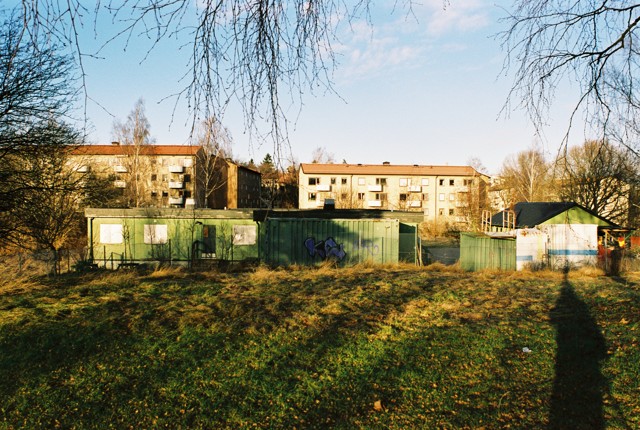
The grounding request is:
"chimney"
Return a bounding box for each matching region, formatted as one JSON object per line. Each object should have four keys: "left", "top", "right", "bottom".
{"left": 111, "top": 141, "right": 120, "bottom": 146}
{"left": 382, "top": 161, "right": 390, "bottom": 165}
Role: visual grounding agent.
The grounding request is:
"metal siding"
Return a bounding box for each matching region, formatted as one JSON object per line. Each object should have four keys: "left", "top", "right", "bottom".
{"left": 265, "top": 218, "right": 400, "bottom": 266}
{"left": 460, "top": 233, "right": 516, "bottom": 271}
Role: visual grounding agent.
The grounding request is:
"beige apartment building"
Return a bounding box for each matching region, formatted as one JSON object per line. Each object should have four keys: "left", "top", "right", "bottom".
{"left": 298, "top": 163, "right": 490, "bottom": 223}
{"left": 70, "top": 143, "right": 261, "bottom": 209}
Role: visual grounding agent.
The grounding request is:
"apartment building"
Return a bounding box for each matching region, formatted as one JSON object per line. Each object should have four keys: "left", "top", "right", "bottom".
{"left": 298, "top": 163, "right": 490, "bottom": 223}
{"left": 70, "top": 143, "right": 261, "bottom": 209}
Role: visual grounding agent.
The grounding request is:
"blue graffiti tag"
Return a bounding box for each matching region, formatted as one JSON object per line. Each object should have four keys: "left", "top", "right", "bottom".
{"left": 304, "top": 237, "right": 347, "bottom": 262}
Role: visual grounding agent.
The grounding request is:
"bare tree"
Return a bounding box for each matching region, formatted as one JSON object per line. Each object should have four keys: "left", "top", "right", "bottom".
{"left": 310, "top": 146, "right": 336, "bottom": 164}
{"left": 112, "top": 98, "right": 155, "bottom": 207}
{"left": 8, "top": 122, "right": 88, "bottom": 274}
{"left": 193, "top": 116, "right": 234, "bottom": 208}
{"left": 496, "top": 148, "right": 553, "bottom": 207}
{"left": 0, "top": 10, "right": 78, "bottom": 244}
{"left": 501, "top": 2, "right": 640, "bottom": 153}
{"left": 556, "top": 140, "right": 636, "bottom": 225}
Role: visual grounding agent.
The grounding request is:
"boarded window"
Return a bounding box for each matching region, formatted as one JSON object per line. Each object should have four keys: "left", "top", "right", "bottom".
{"left": 144, "top": 224, "right": 168, "bottom": 244}
{"left": 100, "top": 224, "right": 123, "bottom": 244}
{"left": 233, "top": 225, "right": 257, "bottom": 245}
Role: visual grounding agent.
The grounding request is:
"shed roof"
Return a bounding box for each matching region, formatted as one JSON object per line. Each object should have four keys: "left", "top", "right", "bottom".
{"left": 299, "top": 163, "right": 487, "bottom": 177}
{"left": 491, "top": 202, "right": 620, "bottom": 228}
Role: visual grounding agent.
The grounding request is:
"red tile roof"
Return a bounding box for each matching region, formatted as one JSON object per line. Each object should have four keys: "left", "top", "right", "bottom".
{"left": 71, "top": 144, "right": 203, "bottom": 156}
{"left": 299, "top": 163, "right": 487, "bottom": 177}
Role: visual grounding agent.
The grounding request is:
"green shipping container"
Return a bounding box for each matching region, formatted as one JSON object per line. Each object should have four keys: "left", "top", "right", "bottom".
{"left": 460, "top": 232, "right": 516, "bottom": 271}
{"left": 262, "top": 218, "right": 401, "bottom": 266}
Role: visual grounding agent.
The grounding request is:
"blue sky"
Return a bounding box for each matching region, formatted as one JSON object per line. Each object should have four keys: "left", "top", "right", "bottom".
{"left": 73, "top": 0, "right": 588, "bottom": 175}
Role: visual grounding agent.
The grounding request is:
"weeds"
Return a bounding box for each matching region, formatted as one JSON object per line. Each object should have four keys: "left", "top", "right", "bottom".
{"left": 0, "top": 266, "right": 638, "bottom": 429}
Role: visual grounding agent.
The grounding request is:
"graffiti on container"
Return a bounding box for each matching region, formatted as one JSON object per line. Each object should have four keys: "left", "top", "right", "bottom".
{"left": 352, "top": 239, "right": 380, "bottom": 256}
{"left": 304, "top": 237, "right": 346, "bottom": 262}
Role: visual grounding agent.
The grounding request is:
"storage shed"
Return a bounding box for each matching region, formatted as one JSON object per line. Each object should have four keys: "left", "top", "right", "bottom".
{"left": 461, "top": 202, "right": 622, "bottom": 271}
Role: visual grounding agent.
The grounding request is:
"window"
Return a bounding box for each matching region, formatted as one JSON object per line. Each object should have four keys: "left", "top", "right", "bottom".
{"left": 421, "top": 178, "right": 429, "bottom": 186}
{"left": 357, "top": 192, "right": 365, "bottom": 200}
{"left": 151, "top": 174, "right": 157, "bottom": 181}
{"left": 375, "top": 193, "right": 388, "bottom": 201}
{"left": 439, "top": 179, "right": 445, "bottom": 186}
{"left": 183, "top": 174, "right": 191, "bottom": 183}
{"left": 330, "top": 177, "right": 336, "bottom": 185}
{"left": 308, "top": 192, "right": 317, "bottom": 201}
{"left": 341, "top": 193, "right": 347, "bottom": 200}
{"left": 422, "top": 193, "right": 429, "bottom": 201}
{"left": 308, "top": 177, "right": 320, "bottom": 185}
{"left": 399, "top": 193, "right": 408, "bottom": 201}
{"left": 376, "top": 177, "right": 387, "bottom": 185}
{"left": 399, "top": 178, "right": 408, "bottom": 187}
{"left": 358, "top": 177, "right": 366, "bottom": 185}
{"left": 100, "top": 224, "right": 123, "bottom": 244}
{"left": 162, "top": 174, "right": 168, "bottom": 182}
{"left": 151, "top": 191, "right": 158, "bottom": 197}
{"left": 162, "top": 191, "right": 168, "bottom": 197}
{"left": 449, "top": 209, "right": 455, "bottom": 216}
{"left": 341, "top": 178, "right": 347, "bottom": 185}
{"left": 464, "top": 179, "right": 474, "bottom": 186}
{"left": 449, "top": 179, "right": 455, "bottom": 186}
{"left": 144, "top": 224, "right": 168, "bottom": 244}
{"left": 439, "top": 208, "right": 444, "bottom": 216}
{"left": 439, "top": 193, "right": 445, "bottom": 201}
{"left": 449, "top": 193, "right": 455, "bottom": 201}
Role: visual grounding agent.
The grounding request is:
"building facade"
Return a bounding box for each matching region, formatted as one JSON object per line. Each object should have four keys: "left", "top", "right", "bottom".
{"left": 298, "top": 163, "right": 490, "bottom": 224}
{"left": 70, "top": 143, "right": 261, "bottom": 209}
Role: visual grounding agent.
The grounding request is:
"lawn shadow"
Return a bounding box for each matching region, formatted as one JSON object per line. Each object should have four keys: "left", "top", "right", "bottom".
{"left": 548, "top": 275, "right": 609, "bottom": 429}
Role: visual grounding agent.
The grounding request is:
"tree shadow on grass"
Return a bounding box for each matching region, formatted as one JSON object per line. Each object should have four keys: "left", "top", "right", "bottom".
{"left": 548, "top": 277, "right": 608, "bottom": 429}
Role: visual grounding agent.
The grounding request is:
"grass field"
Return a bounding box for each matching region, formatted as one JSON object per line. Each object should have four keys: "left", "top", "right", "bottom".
{"left": 1, "top": 264, "right": 639, "bottom": 429}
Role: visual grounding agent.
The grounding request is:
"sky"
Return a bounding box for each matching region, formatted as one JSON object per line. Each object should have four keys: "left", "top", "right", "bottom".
{"left": 68, "top": 0, "right": 589, "bottom": 175}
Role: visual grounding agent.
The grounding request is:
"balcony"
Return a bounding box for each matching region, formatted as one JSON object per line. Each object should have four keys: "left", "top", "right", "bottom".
{"left": 368, "top": 200, "right": 382, "bottom": 207}
{"left": 408, "top": 185, "right": 422, "bottom": 192}
{"left": 168, "top": 181, "right": 184, "bottom": 189}
{"left": 168, "top": 197, "right": 184, "bottom": 205}
{"left": 316, "top": 184, "right": 331, "bottom": 192}
{"left": 367, "top": 184, "right": 382, "bottom": 192}
{"left": 114, "top": 165, "right": 127, "bottom": 173}
{"left": 168, "top": 165, "right": 184, "bottom": 173}
{"left": 114, "top": 180, "right": 126, "bottom": 188}
{"left": 76, "top": 165, "right": 90, "bottom": 173}
{"left": 409, "top": 200, "right": 422, "bottom": 208}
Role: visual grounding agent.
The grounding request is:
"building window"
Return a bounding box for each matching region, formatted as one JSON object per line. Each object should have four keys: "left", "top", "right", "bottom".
{"left": 399, "top": 178, "right": 408, "bottom": 187}
{"left": 449, "top": 179, "right": 455, "bottom": 186}
{"left": 439, "top": 179, "right": 445, "bottom": 186}
{"left": 341, "top": 178, "right": 347, "bottom": 185}
{"left": 422, "top": 193, "right": 429, "bottom": 201}
{"left": 162, "top": 174, "right": 168, "bottom": 182}
{"left": 357, "top": 192, "right": 365, "bottom": 200}
{"left": 421, "top": 178, "right": 429, "bottom": 186}
{"left": 162, "top": 191, "right": 168, "bottom": 197}
{"left": 439, "top": 208, "right": 444, "bottom": 216}
{"left": 464, "top": 179, "right": 474, "bottom": 186}
{"left": 376, "top": 177, "right": 387, "bottom": 186}
{"left": 449, "top": 209, "right": 455, "bottom": 216}
{"left": 375, "top": 193, "right": 387, "bottom": 201}
{"left": 308, "top": 192, "right": 317, "bottom": 201}
{"left": 341, "top": 193, "right": 347, "bottom": 200}
{"left": 308, "top": 177, "right": 320, "bottom": 185}
{"left": 439, "top": 193, "right": 445, "bottom": 201}
{"left": 358, "top": 177, "right": 366, "bottom": 185}
{"left": 449, "top": 193, "right": 455, "bottom": 201}
{"left": 399, "top": 193, "right": 408, "bottom": 201}
{"left": 330, "top": 177, "right": 336, "bottom": 185}
{"left": 151, "top": 174, "right": 157, "bottom": 181}
{"left": 184, "top": 174, "right": 191, "bottom": 183}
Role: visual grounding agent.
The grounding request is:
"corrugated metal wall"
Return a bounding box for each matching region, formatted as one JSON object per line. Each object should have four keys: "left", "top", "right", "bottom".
{"left": 460, "top": 232, "right": 516, "bottom": 271}
{"left": 263, "top": 218, "right": 401, "bottom": 266}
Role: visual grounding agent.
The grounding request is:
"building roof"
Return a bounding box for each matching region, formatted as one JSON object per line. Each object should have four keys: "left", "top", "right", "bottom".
{"left": 71, "top": 144, "right": 202, "bottom": 156}
{"left": 299, "top": 163, "right": 488, "bottom": 177}
{"left": 491, "top": 202, "right": 620, "bottom": 228}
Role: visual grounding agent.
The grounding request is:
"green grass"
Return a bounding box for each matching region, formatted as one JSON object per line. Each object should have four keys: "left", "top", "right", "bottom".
{"left": 1, "top": 265, "right": 638, "bottom": 429}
